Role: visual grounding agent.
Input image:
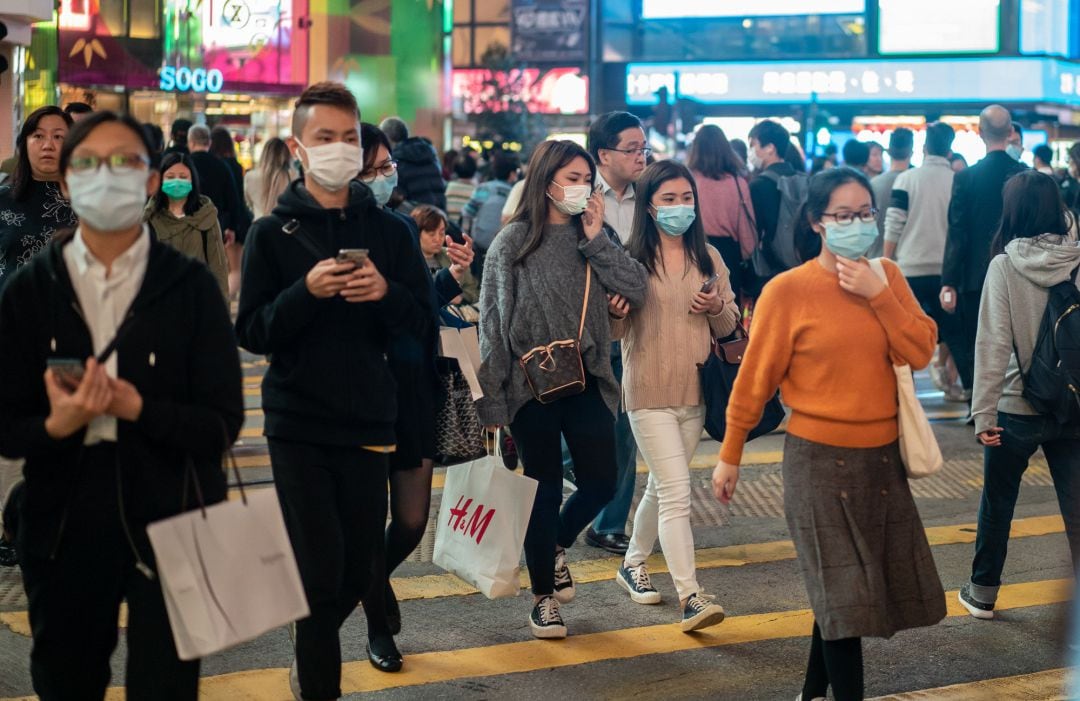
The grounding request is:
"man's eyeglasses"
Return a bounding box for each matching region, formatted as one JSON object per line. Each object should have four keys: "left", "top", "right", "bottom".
{"left": 68, "top": 153, "right": 150, "bottom": 174}
{"left": 359, "top": 160, "right": 397, "bottom": 183}
{"left": 604, "top": 147, "right": 652, "bottom": 158}
{"left": 821, "top": 208, "right": 878, "bottom": 226}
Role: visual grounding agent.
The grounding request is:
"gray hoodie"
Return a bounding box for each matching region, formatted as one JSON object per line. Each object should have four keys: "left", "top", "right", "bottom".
{"left": 972, "top": 234, "right": 1080, "bottom": 434}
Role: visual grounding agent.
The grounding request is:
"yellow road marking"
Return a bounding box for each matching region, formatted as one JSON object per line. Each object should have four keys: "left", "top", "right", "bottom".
{"left": 244, "top": 408, "right": 263, "bottom": 417}
{"left": 868, "top": 668, "right": 1069, "bottom": 700}
{"left": 242, "top": 387, "right": 260, "bottom": 396}
{"left": 82, "top": 579, "right": 1074, "bottom": 700}
{"left": 239, "top": 426, "right": 263, "bottom": 439}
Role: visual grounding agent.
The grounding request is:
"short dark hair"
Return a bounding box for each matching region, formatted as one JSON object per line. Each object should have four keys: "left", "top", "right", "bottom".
{"left": 454, "top": 153, "right": 478, "bottom": 179}
{"left": 1033, "top": 144, "right": 1053, "bottom": 165}
{"left": 63, "top": 102, "right": 93, "bottom": 116}
{"left": 795, "top": 167, "right": 875, "bottom": 262}
{"left": 153, "top": 152, "right": 204, "bottom": 216}
{"left": 687, "top": 124, "right": 744, "bottom": 180}
{"left": 492, "top": 151, "right": 521, "bottom": 181}
{"left": 142, "top": 123, "right": 164, "bottom": 154}
{"left": 410, "top": 203, "right": 448, "bottom": 233}
{"left": 748, "top": 120, "right": 790, "bottom": 159}
{"left": 925, "top": 122, "right": 956, "bottom": 157}
{"left": 992, "top": 170, "right": 1069, "bottom": 255}
{"left": 292, "top": 82, "right": 360, "bottom": 138}
{"left": 842, "top": 139, "right": 870, "bottom": 167}
{"left": 587, "top": 111, "right": 644, "bottom": 162}
{"left": 888, "top": 128, "right": 915, "bottom": 160}
{"left": 11, "top": 106, "right": 72, "bottom": 201}
{"left": 60, "top": 111, "right": 158, "bottom": 175}
{"left": 1011, "top": 121, "right": 1023, "bottom": 140}
{"left": 170, "top": 118, "right": 192, "bottom": 140}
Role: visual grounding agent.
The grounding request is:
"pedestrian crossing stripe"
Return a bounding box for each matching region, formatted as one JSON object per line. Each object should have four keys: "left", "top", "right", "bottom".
{"left": 0, "top": 514, "right": 1064, "bottom": 638}
{"left": 866, "top": 667, "right": 1069, "bottom": 700}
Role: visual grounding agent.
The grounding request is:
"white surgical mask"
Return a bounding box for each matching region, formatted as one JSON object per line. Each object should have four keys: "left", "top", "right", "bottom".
{"left": 748, "top": 150, "right": 764, "bottom": 172}
{"left": 548, "top": 181, "right": 591, "bottom": 216}
{"left": 66, "top": 167, "right": 149, "bottom": 232}
{"left": 298, "top": 140, "right": 363, "bottom": 192}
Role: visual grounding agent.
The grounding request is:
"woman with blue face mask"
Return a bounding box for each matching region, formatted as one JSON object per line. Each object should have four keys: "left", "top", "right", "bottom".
{"left": 712, "top": 167, "right": 945, "bottom": 700}
{"left": 612, "top": 160, "right": 738, "bottom": 631}
{"left": 144, "top": 153, "right": 229, "bottom": 300}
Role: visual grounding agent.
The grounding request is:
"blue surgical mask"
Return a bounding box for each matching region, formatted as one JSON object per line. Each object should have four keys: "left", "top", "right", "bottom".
{"left": 823, "top": 219, "right": 878, "bottom": 259}
{"left": 1006, "top": 144, "right": 1023, "bottom": 161}
{"left": 654, "top": 204, "right": 696, "bottom": 236}
{"left": 368, "top": 171, "right": 398, "bottom": 207}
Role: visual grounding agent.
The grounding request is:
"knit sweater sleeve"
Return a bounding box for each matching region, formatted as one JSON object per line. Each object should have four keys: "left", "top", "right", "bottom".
{"left": 971, "top": 258, "right": 1013, "bottom": 435}
{"left": 475, "top": 227, "right": 518, "bottom": 426}
{"left": 706, "top": 247, "right": 740, "bottom": 338}
{"left": 719, "top": 279, "right": 793, "bottom": 464}
{"left": 579, "top": 233, "right": 649, "bottom": 308}
{"left": 869, "top": 259, "right": 937, "bottom": 370}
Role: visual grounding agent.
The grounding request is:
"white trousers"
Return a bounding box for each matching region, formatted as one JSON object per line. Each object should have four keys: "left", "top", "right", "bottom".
{"left": 624, "top": 405, "right": 705, "bottom": 601}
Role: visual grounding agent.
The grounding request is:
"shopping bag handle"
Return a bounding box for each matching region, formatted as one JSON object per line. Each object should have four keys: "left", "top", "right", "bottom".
{"left": 181, "top": 421, "right": 247, "bottom": 518}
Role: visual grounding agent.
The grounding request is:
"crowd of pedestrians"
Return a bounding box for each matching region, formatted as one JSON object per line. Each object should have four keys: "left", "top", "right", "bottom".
{"left": 0, "top": 84, "right": 1077, "bottom": 701}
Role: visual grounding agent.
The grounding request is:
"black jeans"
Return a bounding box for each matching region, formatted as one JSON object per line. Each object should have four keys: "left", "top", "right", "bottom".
{"left": 269, "top": 439, "right": 389, "bottom": 700}
{"left": 950, "top": 289, "right": 983, "bottom": 392}
{"left": 971, "top": 412, "right": 1080, "bottom": 591}
{"left": 510, "top": 378, "right": 617, "bottom": 595}
{"left": 19, "top": 444, "right": 198, "bottom": 701}
{"left": 906, "top": 275, "right": 962, "bottom": 356}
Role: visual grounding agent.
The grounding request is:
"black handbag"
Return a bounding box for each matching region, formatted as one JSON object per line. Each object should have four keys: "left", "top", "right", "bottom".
{"left": 699, "top": 324, "right": 785, "bottom": 442}
{"left": 434, "top": 356, "right": 488, "bottom": 466}
{"left": 518, "top": 263, "right": 591, "bottom": 404}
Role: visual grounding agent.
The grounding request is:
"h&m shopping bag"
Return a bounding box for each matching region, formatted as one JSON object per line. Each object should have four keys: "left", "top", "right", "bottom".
{"left": 433, "top": 453, "right": 538, "bottom": 599}
{"left": 146, "top": 462, "right": 308, "bottom": 660}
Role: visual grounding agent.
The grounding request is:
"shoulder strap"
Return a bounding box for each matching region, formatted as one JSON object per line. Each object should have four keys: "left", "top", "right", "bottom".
{"left": 734, "top": 177, "right": 757, "bottom": 231}
{"left": 578, "top": 263, "right": 592, "bottom": 341}
{"left": 281, "top": 217, "right": 330, "bottom": 261}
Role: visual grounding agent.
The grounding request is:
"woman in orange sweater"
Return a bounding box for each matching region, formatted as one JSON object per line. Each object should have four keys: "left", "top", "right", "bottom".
{"left": 712, "top": 167, "right": 946, "bottom": 701}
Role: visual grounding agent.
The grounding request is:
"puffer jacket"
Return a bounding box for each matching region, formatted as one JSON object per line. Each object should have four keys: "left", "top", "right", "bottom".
{"left": 393, "top": 137, "right": 447, "bottom": 210}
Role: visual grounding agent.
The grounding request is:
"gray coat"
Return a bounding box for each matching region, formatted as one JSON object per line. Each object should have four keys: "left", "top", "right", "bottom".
{"left": 476, "top": 221, "right": 648, "bottom": 426}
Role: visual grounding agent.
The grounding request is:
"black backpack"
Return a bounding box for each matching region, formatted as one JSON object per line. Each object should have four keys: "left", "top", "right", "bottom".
{"left": 1020, "top": 266, "right": 1080, "bottom": 424}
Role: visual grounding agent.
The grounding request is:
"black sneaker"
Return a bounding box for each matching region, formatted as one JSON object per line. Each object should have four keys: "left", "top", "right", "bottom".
{"left": 958, "top": 583, "right": 994, "bottom": 620}
{"left": 0, "top": 539, "right": 17, "bottom": 568}
{"left": 616, "top": 562, "right": 661, "bottom": 604}
{"left": 553, "top": 548, "right": 575, "bottom": 603}
{"left": 529, "top": 596, "right": 567, "bottom": 639}
{"left": 681, "top": 592, "right": 726, "bottom": 632}
{"left": 498, "top": 428, "right": 519, "bottom": 470}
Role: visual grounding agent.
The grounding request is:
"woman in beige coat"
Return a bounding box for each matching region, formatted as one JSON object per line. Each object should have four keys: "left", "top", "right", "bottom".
{"left": 144, "top": 152, "right": 228, "bottom": 299}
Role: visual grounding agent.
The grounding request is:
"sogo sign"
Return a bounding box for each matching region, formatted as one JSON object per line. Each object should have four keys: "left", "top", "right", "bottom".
{"left": 159, "top": 67, "right": 225, "bottom": 93}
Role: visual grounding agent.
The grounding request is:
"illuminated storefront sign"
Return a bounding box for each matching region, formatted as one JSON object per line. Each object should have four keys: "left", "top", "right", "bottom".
{"left": 159, "top": 66, "right": 225, "bottom": 92}
{"left": 452, "top": 67, "right": 589, "bottom": 115}
{"left": 626, "top": 58, "right": 1080, "bottom": 107}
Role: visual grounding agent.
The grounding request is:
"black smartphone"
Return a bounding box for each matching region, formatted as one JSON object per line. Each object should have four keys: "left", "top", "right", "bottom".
{"left": 700, "top": 273, "right": 722, "bottom": 293}
{"left": 336, "top": 248, "right": 369, "bottom": 267}
{"left": 47, "top": 357, "right": 85, "bottom": 391}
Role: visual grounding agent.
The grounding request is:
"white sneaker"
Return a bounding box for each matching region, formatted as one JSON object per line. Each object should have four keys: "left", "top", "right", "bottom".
{"left": 795, "top": 695, "right": 826, "bottom": 701}
{"left": 530, "top": 595, "right": 568, "bottom": 639}
{"left": 553, "top": 548, "right": 576, "bottom": 604}
{"left": 616, "top": 562, "right": 662, "bottom": 604}
{"left": 928, "top": 363, "right": 950, "bottom": 391}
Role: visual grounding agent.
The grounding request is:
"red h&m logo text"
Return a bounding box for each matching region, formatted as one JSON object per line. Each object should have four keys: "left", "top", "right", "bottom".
{"left": 447, "top": 495, "right": 496, "bottom": 544}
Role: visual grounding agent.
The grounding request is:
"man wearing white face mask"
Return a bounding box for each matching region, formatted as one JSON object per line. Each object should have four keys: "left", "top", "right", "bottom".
{"left": 236, "top": 83, "right": 434, "bottom": 698}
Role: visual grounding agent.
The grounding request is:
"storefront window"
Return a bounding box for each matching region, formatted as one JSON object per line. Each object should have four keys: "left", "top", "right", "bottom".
{"left": 96, "top": 0, "right": 125, "bottom": 36}
{"left": 130, "top": 0, "right": 161, "bottom": 39}
{"left": 474, "top": 26, "right": 510, "bottom": 63}
{"left": 474, "top": 0, "right": 509, "bottom": 23}
{"left": 453, "top": 27, "right": 472, "bottom": 67}
{"left": 454, "top": 0, "right": 472, "bottom": 23}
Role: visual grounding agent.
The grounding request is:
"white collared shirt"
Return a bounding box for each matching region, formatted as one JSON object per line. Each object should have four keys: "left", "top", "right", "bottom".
{"left": 595, "top": 170, "right": 636, "bottom": 245}
{"left": 63, "top": 225, "right": 151, "bottom": 444}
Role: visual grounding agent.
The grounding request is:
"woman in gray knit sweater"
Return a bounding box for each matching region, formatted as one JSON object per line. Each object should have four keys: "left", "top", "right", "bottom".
{"left": 962, "top": 170, "right": 1080, "bottom": 620}
{"left": 476, "top": 140, "right": 648, "bottom": 639}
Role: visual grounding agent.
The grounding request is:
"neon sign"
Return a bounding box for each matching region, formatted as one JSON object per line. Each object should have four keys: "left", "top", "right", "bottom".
{"left": 159, "top": 66, "right": 225, "bottom": 93}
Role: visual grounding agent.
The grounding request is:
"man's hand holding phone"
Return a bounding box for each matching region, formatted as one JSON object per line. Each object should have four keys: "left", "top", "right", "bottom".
{"left": 341, "top": 258, "right": 389, "bottom": 303}
{"left": 44, "top": 357, "right": 113, "bottom": 439}
{"left": 940, "top": 286, "right": 957, "bottom": 314}
{"left": 306, "top": 258, "right": 356, "bottom": 298}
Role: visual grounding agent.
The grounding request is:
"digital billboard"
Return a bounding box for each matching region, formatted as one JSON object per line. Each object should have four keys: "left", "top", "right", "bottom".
{"left": 452, "top": 67, "right": 589, "bottom": 116}
{"left": 642, "top": 0, "right": 865, "bottom": 20}
{"left": 877, "top": 0, "right": 1000, "bottom": 55}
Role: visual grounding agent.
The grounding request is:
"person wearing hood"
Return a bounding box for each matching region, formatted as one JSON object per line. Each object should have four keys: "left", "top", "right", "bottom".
{"left": 0, "top": 111, "right": 242, "bottom": 700}
{"left": 380, "top": 117, "right": 447, "bottom": 210}
{"left": 236, "top": 84, "right": 433, "bottom": 697}
{"left": 960, "top": 170, "right": 1080, "bottom": 621}
{"left": 144, "top": 153, "right": 229, "bottom": 299}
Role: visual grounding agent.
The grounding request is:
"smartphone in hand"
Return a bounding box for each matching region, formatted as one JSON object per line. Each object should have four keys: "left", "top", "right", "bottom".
{"left": 47, "top": 358, "right": 85, "bottom": 391}
{"left": 336, "top": 249, "right": 369, "bottom": 267}
{"left": 700, "top": 273, "right": 722, "bottom": 293}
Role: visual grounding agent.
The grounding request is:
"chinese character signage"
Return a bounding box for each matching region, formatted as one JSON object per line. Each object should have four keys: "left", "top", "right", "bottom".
{"left": 511, "top": 0, "right": 588, "bottom": 63}
{"left": 452, "top": 67, "right": 589, "bottom": 115}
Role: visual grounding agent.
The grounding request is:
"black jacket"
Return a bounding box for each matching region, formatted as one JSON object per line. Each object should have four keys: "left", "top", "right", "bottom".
{"left": 0, "top": 234, "right": 243, "bottom": 557}
{"left": 235, "top": 181, "right": 434, "bottom": 446}
{"left": 393, "top": 138, "right": 447, "bottom": 210}
{"left": 190, "top": 151, "right": 244, "bottom": 236}
{"left": 943, "top": 151, "right": 1027, "bottom": 293}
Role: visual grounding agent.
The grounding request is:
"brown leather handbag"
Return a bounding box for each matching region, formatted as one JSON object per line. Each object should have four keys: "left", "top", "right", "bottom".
{"left": 519, "top": 263, "right": 591, "bottom": 404}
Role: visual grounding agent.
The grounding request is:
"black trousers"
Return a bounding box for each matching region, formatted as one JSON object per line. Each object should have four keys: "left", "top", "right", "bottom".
{"left": 708, "top": 236, "right": 744, "bottom": 302}
{"left": 906, "top": 275, "right": 963, "bottom": 360}
{"left": 19, "top": 445, "right": 198, "bottom": 701}
{"left": 269, "top": 439, "right": 389, "bottom": 701}
{"left": 509, "top": 378, "right": 616, "bottom": 595}
{"left": 950, "top": 289, "right": 983, "bottom": 392}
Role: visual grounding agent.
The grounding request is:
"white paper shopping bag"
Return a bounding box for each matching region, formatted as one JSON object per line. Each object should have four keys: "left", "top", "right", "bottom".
{"left": 146, "top": 488, "right": 309, "bottom": 660}
{"left": 440, "top": 326, "right": 484, "bottom": 400}
{"left": 433, "top": 455, "right": 538, "bottom": 599}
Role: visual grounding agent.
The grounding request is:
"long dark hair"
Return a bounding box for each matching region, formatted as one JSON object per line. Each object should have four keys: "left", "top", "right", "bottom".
{"left": 628, "top": 160, "right": 714, "bottom": 278}
{"left": 991, "top": 170, "right": 1070, "bottom": 256}
{"left": 209, "top": 126, "right": 237, "bottom": 160}
{"left": 794, "top": 167, "right": 876, "bottom": 262}
{"left": 11, "top": 106, "right": 73, "bottom": 201}
{"left": 152, "top": 153, "right": 204, "bottom": 216}
{"left": 510, "top": 140, "right": 596, "bottom": 264}
{"left": 687, "top": 125, "right": 744, "bottom": 180}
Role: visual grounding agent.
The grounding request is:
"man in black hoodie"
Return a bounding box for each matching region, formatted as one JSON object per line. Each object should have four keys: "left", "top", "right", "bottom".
{"left": 380, "top": 116, "right": 447, "bottom": 210}
{"left": 236, "top": 83, "right": 433, "bottom": 697}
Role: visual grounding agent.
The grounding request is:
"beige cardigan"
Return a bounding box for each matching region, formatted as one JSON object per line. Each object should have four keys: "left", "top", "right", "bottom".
{"left": 613, "top": 246, "right": 740, "bottom": 412}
